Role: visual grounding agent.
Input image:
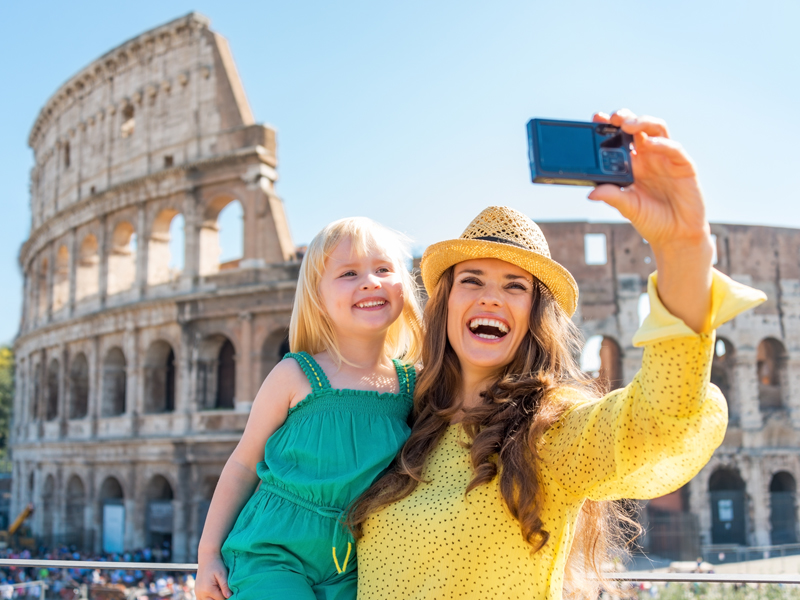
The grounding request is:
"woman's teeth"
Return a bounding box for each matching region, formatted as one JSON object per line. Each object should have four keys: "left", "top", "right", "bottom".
{"left": 356, "top": 300, "right": 386, "bottom": 308}
{"left": 468, "top": 318, "right": 509, "bottom": 339}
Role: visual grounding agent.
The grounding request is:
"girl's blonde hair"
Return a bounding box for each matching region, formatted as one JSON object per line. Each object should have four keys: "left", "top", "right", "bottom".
{"left": 289, "top": 217, "right": 424, "bottom": 365}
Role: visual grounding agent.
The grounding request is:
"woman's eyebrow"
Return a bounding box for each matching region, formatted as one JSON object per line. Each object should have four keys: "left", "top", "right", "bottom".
{"left": 504, "top": 274, "right": 533, "bottom": 282}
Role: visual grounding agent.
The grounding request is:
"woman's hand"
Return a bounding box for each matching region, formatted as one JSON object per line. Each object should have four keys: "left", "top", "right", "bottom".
{"left": 588, "top": 109, "right": 713, "bottom": 333}
{"left": 196, "top": 552, "right": 232, "bottom": 600}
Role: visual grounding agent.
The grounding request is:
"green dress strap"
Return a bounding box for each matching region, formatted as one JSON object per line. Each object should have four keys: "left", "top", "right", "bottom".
{"left": 285, "top": 352, "right": 331, "bottom": 391}
{"left": 391, "top": 360, "right": 417, "bottom": 397}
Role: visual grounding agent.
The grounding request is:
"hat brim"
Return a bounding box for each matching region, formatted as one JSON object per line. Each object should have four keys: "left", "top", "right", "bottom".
{"left": 420, "top": 238, "right": 579, "bottom": 316}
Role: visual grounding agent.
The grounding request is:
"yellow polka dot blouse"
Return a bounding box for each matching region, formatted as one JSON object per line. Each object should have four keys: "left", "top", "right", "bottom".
{"left": 357, "top": 270, "right": 766, "bottom": 600}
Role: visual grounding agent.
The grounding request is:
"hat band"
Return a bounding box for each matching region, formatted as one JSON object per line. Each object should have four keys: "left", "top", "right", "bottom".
{"left": 470, "top": 235, "right": 528, "bottom": 250}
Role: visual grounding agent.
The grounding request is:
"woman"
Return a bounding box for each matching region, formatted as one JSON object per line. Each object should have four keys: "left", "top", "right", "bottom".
{"left": 348, "top": 110, "right": 767, "bottom": 599}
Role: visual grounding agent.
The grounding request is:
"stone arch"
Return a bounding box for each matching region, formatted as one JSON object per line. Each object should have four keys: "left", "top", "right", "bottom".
{"left": 144, "top": 340, "right": 176, "bottom": 413}
{"left": 770, "top": 471, "right": 798, "bottom": 545}
{"left": 102, "top": 347, "right": 127, "bottom": 416}
{"left": 65, "top": 475, "right": 86, "bottom": 549}
{"left": 261, "top": 329, "right": 290, "bottom": 382}
{"left": 76, "top": 234, "right": 99, "bottom": 301}
{"left": 68, "top": 352, "right": 89, "bottom": 419}
{"left": 98, "top": 476, "right": 125, "bottom": 554}
{"left": 580, "top": 334, "right": 623, "bottom": 394}
{"left": 41, "top": 474, "right": 55, "bottom": 548}
{"left": 198, "top": 195, "right": 245, "bottom": 276}
{"left": 148, "top": 209, "right": 184, "bottom": 286}
{"left": 757, "top": 337, "right": 788, "bottom": 411}
{"left": 52, "top": 245, "right": 70, "bottom": 311}
{"left": 145, "top": 475, "right": 174, "bottom": 552}
{"left": 37, "top": 257, "right": 48, "bottom": 319}
{"left": 197, "top": 335, "right": 236, "bottom": 410}
{"left": 107, "top": 221, "right": 137, "bottom": 295}
{"left": 708, "top": 466, "right": 747, "bottom": 545}
{"left": 45, "top": 358, "right": 59, "bottom": 421}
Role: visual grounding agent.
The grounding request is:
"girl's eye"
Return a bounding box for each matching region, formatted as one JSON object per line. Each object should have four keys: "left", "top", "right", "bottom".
{"left": 377, "top": 267, "right": 391, "bottom": 274}
{"left": 340, "top": 271, "right": 357, "bottom": 278}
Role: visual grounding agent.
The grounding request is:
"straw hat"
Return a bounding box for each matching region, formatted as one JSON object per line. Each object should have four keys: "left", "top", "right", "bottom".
{"left": 420, "top": 206, "right": 579, "bottom": 316}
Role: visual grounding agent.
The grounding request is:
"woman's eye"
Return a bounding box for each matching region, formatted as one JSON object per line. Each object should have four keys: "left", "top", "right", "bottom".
{"left": 460, "top": 277, "right": 482, "bottom": 286}
{"left": 507, "top": 282, "right": 529, "bottom": 291}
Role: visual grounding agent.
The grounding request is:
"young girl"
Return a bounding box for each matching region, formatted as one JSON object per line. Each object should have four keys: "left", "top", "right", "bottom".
{"left": 196, "top": 217, "right": 423, "bottom": 600}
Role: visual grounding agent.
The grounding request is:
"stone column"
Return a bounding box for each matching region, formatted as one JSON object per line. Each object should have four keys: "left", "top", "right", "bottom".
{"left": 59, "top": 345, "right": 69, "bottom": 438}
{"left": 183, "top": 190, "right": 200, "bottom": 281}
{"left": 735, "top": 350, "right": 762, "bottom": 430}
{"left": 749, "top": 460, "right": 771, "bottom": 546}
{"left": 125, "top": 324, "right": 140, "bottom": 436}
{"left": 98, "top": 215, "right": 108, "bottom": 307}
{"left": 176, "top": 323, "right": 194, "bottom": 433}
{"left": 68, "top": 228, "right": 77, "bottom": 316}
{"left": 786, "top": 354, "right": 800, "bottom": 428}
{"left": 237, "top": 312, "right": 253, "bottom": 411}
{"left": 135, "top": 205, "right": 148, "bottom": 298}
{"left": 45, "top": 244, "right": 55, "bottom": 322}
{"left": 253, "top": 179, "right": 295, "bottom": 264}
{"left": 91, "top": 335, "right": 101, "bottom": 437}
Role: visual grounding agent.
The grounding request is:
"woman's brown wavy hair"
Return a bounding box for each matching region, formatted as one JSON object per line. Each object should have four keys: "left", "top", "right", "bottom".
{"left": 349, "top": 265, "right": 640, "bottom": 598}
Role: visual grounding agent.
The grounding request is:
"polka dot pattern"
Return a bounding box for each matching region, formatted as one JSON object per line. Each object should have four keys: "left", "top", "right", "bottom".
{"left": 357, "top": 272, "right": 767, "bottom": 600}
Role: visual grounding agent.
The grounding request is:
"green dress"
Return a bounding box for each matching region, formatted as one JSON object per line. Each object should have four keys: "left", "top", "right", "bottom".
{"left": 221, "top": 351, "right": 415, "bottom": 600}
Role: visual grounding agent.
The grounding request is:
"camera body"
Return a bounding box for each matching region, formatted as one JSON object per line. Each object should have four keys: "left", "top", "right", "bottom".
{"left": 527, "top": 118, "right": 634, "bottom": 187}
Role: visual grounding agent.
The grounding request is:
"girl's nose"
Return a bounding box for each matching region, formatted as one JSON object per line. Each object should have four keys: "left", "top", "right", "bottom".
{"left": 361, "top": 274, "right": 382, "bottom": 289}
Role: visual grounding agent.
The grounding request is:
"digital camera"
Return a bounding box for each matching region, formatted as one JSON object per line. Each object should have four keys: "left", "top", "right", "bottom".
{"left": 527, "top": 118, "right": 634, "bottom": 187}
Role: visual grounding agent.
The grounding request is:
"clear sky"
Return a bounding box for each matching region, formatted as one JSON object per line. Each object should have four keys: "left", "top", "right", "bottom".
{"left": 1, "top": 1, "right": 798, "bottom": 345}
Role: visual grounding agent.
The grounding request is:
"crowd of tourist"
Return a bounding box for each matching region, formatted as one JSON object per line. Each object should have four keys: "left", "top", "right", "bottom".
{"left": 0, "top": 546, "right": 195, "bottom": 600}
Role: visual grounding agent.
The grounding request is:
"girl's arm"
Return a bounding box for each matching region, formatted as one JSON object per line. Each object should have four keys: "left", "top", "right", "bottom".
{"left": 195, "top": 358, "right": 308, "bottom": 600}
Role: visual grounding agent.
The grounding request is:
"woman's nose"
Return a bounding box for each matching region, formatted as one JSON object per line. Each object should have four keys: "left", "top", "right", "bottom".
{"left": 478, "top": 286, "right": 502, "bottom": 306}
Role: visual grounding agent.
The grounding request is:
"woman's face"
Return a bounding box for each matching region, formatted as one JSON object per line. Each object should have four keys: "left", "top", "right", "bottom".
{"left": 446, "top": 258, "right": 534, "bottom": 380}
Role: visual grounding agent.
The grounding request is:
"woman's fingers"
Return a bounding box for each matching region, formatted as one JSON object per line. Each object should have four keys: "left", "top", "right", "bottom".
{"left": 592, "top": 112, "right": 611, "bottom": 123}
{"left": 623, "top": 115, "right": 670, "bottom": 139}
{"left": 587, "top": 184, "right": 640, "bottom": 223}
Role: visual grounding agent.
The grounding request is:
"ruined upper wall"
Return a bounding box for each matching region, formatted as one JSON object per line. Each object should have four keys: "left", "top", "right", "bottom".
{"left": 27, "top": 13, "right": 273, "bottom": 231}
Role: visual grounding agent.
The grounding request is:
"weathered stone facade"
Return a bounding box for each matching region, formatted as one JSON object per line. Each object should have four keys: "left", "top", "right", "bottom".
{"left": 11, "top": 13, "right": 297, "bottom": 561}
{"left": 539, "top": 221, "right": 800, "bottom": 556}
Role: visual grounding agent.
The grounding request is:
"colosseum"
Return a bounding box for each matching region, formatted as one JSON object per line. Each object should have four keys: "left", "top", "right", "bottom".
{"left": 10, "top": 12, "right": 800, "bottom": 564}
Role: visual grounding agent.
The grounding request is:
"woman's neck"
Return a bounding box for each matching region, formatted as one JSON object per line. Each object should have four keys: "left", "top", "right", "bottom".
{"left": 452, "top": 365, "right": 497, "bottom": 418}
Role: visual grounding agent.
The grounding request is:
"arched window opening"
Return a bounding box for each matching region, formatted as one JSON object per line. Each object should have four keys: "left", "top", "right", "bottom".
{"left": 709, "top": 467, "right": 747, "bottom": 545}
{"left": 121, "top": 104, "right": 135, "bottom": 138}
{"left": 580, "top": 335, "right": 623, "bottom": 394}
{"left": 65, "top": 475, "right": 86, "bottom": 550}
{"left": 144, "top": 341, "right": 176, "bottom": 413}
{"left": 37, "top": 259, "right": 48, "bottom": 319}
{"left": 146, "top": 475, "right": 174, "bottom": 556}
{"left": 53, "top": 245, "right": 69, "bottom": 312}
{"left": 42, "top": 475, "right": 55, "bottom": 549}
{"left": 770, "top": 472, "right": 797, "bottom": 545}
{"left": 46, "top": 359, "right": 59, "bottom": 421}
{"left": 216, "top": 340, "right": 236, "bottom": 409}
{"left": 102, "top": 347, "right": 127, "bottom": 416}
{"left": 218, "top": 200, "right": 244, "bottom": 270}
{"left": 99, "top": 476, "right": 125, "bottom": 554}
{"left": 261, "top": 330, "right": 290, "bottom": 383}
{"left": 196, "top": 336, "right": 236, "bottom": 410}
{"left": 711, "top": 338, "right": 736, "bottom": 419}
{"left": 199, "top": 197, "right": 243, "bottom": 276}
{"left": 31, "top": 363, "right": 41, "bottom": 420}
{"left": 76, "top": 234, "right": 99, "bottom": 301}
{"left": 108, "top": 222, "right": 137, "bottom": 295}
{"left": 68, "top": 353, "right": 89, "bottom": 419}
{"left": 148, "top": 210, "right": 184, "bottom": 286}
{"left": 757, "top": 338, "right": 787, "bottom": 411}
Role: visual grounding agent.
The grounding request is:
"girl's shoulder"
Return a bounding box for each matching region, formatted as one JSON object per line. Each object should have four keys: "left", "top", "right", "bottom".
{"left": 266, "top": 355, "right": 313, "bottom": 408}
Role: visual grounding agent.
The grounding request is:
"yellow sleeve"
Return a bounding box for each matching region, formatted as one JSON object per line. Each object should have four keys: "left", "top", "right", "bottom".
{"left": 540, "top": 269, "right": 766, "bottom": 502}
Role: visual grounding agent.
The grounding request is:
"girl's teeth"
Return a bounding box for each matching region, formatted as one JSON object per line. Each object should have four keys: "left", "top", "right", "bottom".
{"left": 358, "top": 300, "right": 385, "bottom": 308}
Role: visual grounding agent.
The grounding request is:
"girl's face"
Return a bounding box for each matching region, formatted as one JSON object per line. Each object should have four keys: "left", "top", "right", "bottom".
{"left": 447, "top": 258, "right": 534, "bottom": 380}
{"left": 319, "top": 237, "right": 405, "bottom": 341}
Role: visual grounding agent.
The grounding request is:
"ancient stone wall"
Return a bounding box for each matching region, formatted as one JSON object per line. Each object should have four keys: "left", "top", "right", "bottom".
{"left": 12, "top": 13, "right": 296, "bottom": 562}
{"left": 539, "top": 221, "right": 800, "bottom": 553}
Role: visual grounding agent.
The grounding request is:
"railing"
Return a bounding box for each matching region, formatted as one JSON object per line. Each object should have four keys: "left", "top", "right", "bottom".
{"left": 702, "top": 542, "right": 800, "bottom": 563}
{"left": 0, "top": 559, "right": 799, "bottom": 584}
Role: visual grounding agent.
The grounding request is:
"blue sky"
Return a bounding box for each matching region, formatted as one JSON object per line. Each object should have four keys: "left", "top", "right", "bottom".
{"left": 1, "top": 1, "right": 798, "bottom": 344}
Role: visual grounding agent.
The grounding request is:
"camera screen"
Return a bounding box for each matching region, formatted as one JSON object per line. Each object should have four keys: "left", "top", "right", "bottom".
{"left": 538, "top": 124, "right": 597, "bottom": 171}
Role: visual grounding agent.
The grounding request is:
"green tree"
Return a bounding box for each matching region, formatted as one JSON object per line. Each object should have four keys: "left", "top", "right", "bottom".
{"left": 0, "top": 347, "right": 14, "bottom": 458}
